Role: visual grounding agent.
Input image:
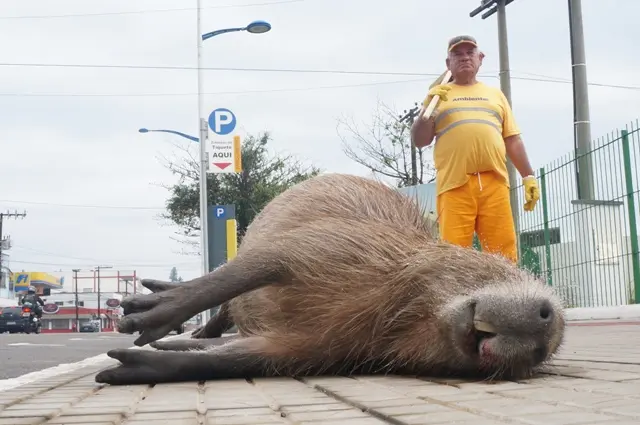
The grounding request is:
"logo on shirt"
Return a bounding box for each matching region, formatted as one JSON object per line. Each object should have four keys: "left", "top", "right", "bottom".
{"left": 452, "top": 96, "right": 489, "bottom": 102}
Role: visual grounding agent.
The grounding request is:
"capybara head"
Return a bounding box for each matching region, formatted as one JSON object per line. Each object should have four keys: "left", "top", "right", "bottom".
{"left": 394, "top": 247, "right": 566, "bottom": 380}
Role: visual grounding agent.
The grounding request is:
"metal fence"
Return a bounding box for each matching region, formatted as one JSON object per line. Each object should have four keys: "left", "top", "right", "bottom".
{"left": 512, "top": 119, "right": 640, "bottom": 308}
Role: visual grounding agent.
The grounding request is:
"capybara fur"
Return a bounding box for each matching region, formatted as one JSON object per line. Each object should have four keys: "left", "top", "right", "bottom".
{"left": 96, "top": 173, "right": 566, "bottom": 386}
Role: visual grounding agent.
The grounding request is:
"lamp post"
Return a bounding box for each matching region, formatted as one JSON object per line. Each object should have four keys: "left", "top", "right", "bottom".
{"left": 72, "top": 268, "right": 80, "bottom": 332}
{"left": 94, "top": 265, "right": 111, "bottom": 332}
{"left": 195, "top": 14, "right": 272, "bottom": 280}
{"left": 139, "top": 15, "right": 271, "bottom": 324}
{"left": 470, "top": 0, "right": 521, "bottom": 259}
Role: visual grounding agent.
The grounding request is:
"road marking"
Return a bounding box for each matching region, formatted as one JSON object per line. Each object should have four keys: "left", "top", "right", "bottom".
{"left": 7, "top": 342, "right": 65, "bottom": 347}
{"left": 0, "top": 331, "right": 191, "bottom": 393}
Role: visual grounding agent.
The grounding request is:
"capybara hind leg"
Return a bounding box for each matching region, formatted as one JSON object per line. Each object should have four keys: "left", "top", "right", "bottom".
{"left": 151, "top": 335, "right": 241, "bottom": 352}
{"left": 192, "top": 302, "right": 233, "bottom": 339}
{"left": 95, "top": 336, "right": 289, "bottom": 385}
{"left": 117, "top": 250, "right": 284, "bottom": 347}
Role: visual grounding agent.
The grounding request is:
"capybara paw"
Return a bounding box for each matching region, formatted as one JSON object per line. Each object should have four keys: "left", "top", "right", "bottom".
{"left": 95, "top": 349, "right": 167, "bottom": 385}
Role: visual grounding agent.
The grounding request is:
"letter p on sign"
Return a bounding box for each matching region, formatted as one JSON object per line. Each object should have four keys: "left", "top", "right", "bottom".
{"left": 208, "top": 108, "right": 237, "bottom": 135}
{"left": 215, "top": 207, "right": 226, "bottom": 219}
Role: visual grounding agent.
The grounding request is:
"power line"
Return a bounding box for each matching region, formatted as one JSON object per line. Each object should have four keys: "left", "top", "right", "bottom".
{"left": 0, "top": 77, "right": 437, "bottom": 98}
{"left": 0, "top": 70, "right": 636, "bottom": 99}
{"left": 12, "top": 245, "right": 196, "bottom": 266}
{"left": 0, "top": 61, "right": 635, "bottom": 90}
{"left": 0, "top": 199, "right": 164, "bottom": 210}
{"left": 0, "top": 62, "right": 444, "bottom": 76}
{"left": 8, "top": 259, "right": 199, "bottom": 269}
{"left": 0, "top": 0, "right": 305, "bottom": 20}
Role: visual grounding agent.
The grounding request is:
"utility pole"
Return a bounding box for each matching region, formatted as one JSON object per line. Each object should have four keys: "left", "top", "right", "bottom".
{"left": 94, "top": 265, "right": 112, "bottom": 332}
{"left": 72, "top": 269, "right": 80, "bottom": 332}
{"left": 568, "top": 0, "right": 594, "bottom": 201}
{"left": 470, "top": 0, "right": 520, "bottom": 256}
{"left": 0, "top": 210, "right": 27, "bottom": 283}
{"left": 399, "top": 102, "right": 420, "bottom": 185}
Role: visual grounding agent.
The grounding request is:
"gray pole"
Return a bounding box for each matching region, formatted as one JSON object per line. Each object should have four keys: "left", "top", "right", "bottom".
{"left": 72, "top": 269, "right": 79, "bottom": 332}
{"left": 96, "top": 267, "right": 101, "bottom": 331}
{"left": 470, "top": 0, "right": 521, "bottom": 258}
{"left": 196, "top": 0, "right": 210, "bottom": 285}
{"left": 568, "top": 0, "right": 594, "bottom": 201}
{"left": 495, "top": 0, "right": 520, "bottom": 249}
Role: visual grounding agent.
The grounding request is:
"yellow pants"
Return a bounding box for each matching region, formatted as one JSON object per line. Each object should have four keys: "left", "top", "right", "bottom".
{"left": 436, "top": 171, "right": 517, "bottom": 263}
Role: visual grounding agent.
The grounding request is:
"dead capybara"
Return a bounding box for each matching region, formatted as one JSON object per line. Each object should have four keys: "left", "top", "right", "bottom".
{"left": 95, "top": 173, "right": 566, "bottom": 386}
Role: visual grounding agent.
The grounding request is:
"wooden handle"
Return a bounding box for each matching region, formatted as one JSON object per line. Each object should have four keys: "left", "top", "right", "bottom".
{"left": 419, "top": 70, "right": 452, "bottom": 119}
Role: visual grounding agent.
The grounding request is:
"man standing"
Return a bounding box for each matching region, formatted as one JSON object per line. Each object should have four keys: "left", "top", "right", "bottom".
{"left": 411, "top": 35, "right": 540, "bottom": 264}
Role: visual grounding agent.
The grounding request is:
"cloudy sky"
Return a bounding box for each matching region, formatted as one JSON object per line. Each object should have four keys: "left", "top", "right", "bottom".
{"left": 1, "top": 0, "right": 638, "bottom": 286}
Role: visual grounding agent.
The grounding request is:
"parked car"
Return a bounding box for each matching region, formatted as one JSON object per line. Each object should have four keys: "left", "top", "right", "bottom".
{"left": 79, "top": 321, "right": 100, "bottom": 332}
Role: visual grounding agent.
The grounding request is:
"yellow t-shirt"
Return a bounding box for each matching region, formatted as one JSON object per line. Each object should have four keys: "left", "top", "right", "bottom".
{"left": 432, "top": 81, "right": 520, "bottom": 196}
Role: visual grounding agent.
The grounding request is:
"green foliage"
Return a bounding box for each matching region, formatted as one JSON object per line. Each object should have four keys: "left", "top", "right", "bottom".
{"left": 168, "top": 267, "right": 183, "bottom": 282}
{"left": 159, "top": 132, "right": 321, "bottom": 254}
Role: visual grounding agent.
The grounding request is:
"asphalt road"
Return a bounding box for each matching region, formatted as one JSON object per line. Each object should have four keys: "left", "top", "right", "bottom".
{"left": 0, "top": 332, "right": 138, "bottom": 380}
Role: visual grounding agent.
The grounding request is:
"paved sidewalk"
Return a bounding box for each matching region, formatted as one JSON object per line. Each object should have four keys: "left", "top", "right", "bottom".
{"left": 0, "top": 322, "right": 639, "bottom": 424}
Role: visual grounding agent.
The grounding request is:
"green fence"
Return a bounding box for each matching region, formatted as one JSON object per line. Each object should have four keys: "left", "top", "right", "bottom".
{"left": 513, "top": 119, "right": 640, "bottom": 308}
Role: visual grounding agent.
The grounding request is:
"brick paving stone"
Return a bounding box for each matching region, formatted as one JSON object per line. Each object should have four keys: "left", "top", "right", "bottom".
{"left": 0, "top": 323, "right": 638, "bottom": 424}
{"left": 45, "top": 414, "right": 122, "bottom": 424}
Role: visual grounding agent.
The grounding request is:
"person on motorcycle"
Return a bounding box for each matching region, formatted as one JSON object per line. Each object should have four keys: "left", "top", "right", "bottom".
{"left": 19, "top": 286, "right": 45, "bottom": 319}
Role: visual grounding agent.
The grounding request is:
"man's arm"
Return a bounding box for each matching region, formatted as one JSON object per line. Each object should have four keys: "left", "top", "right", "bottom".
{"left": 504, "top": 134, "right": 535, "bottom": 177}
{"left": 411, "top": 114, "right": 436, "bottom": 149}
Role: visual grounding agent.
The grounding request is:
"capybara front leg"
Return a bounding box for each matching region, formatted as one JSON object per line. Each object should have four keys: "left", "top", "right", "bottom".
{"left": 95, "top": 336, "right": 288, "bottom": 385}
{"left": 116, "top": 248, "right": 284, "bottom": 347}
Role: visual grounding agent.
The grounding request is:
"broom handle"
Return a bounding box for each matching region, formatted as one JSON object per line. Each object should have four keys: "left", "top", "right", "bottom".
{"left": 418, "top": 70, "right": 452, "bottom": 120}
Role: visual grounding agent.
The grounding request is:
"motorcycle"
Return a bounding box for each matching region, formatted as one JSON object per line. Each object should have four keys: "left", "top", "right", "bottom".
{"left": 21, "top": 301, "right": 42, "bottom": 334}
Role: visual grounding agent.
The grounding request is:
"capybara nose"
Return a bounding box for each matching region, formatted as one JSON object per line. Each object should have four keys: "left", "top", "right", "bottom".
{"left": 527, "top": 299, "right": 555, "bottom": 332}
{"left": 536, "top": 299, "right": 554, "bottom": 322}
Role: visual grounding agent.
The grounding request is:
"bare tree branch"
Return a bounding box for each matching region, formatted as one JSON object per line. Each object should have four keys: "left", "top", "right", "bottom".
{"left": 338, "top": 98, "right": 435, "bottom": 187}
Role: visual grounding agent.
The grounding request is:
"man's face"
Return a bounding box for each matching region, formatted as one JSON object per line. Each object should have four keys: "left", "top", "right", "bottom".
{"left": 446, "top": 43, "right": 484, "bottom": 77}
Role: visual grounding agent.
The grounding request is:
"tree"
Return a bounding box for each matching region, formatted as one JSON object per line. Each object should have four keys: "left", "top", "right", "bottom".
{"left": 169, "top": 267, "right": 183, "bottom": 282}
{"left": 337, "top": 99, "right": 436, "bottom": 188}
{"left": 158, "top": 132, "right": 321, "bottom": 255}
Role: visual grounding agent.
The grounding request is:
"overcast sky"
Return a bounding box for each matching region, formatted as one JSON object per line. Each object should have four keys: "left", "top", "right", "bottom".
{"left": 1, "top": 0, "right": 638, "bottom": 285}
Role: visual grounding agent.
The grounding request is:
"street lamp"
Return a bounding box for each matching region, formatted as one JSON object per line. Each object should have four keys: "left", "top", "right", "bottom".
{"left": 139, "top": 16, "right": 271, "bottom": 325}
{"left": 138, "top": 128, "right": 199, "bottom": 143}
{"left": 196, "top": 17, "right": 272, "bottom": 280}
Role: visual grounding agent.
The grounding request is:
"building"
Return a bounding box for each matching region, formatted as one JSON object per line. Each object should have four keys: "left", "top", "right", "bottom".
{"left": 38, "top": 291, "right": 123, "bottom": 333}
{"left": 13, "top": 271, "right": 64, "bottom": 294}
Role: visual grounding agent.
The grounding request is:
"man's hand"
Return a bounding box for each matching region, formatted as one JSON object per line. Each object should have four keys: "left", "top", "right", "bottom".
{"left": 522, "top": 176, "right": 540, "bottom": 212}
{"left": 423, "top": 84, "right": 452, "bottom": 107}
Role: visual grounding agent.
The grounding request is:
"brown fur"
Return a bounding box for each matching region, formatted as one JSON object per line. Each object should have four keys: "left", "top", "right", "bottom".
{"left": 100, "top": 173, "right": 566, "bottom": 384}
{"left": 225, "top": 173, "right": 564, "bottom": 378}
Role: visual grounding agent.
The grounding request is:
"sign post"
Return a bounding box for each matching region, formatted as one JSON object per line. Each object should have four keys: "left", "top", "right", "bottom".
{"left": 204, "top": 107, "right": 242, "bottom": 320}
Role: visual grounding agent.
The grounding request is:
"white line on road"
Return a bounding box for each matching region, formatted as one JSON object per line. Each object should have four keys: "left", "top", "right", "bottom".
{"left": 7, "top": 343, "right": 65, "bottom": 347}
{"left": 0, "top": 331, "right": 192, "bottom": 393}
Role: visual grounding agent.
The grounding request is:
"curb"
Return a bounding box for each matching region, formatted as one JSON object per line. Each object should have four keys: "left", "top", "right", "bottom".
{"left": 564, "top": 304, "right": 640, "bottom": 322}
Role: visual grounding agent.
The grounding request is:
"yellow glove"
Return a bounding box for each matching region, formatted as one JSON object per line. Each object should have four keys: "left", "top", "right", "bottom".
{"left": 422, "top": 84, "right": 452, "bottom": 107}
{"left": 522, "top": 175, "right": 540, "bottom": 212}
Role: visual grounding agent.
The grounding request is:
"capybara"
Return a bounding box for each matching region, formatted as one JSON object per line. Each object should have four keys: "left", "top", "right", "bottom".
{"left": 95, "top": 173, "right": 565, "bottom": 386}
